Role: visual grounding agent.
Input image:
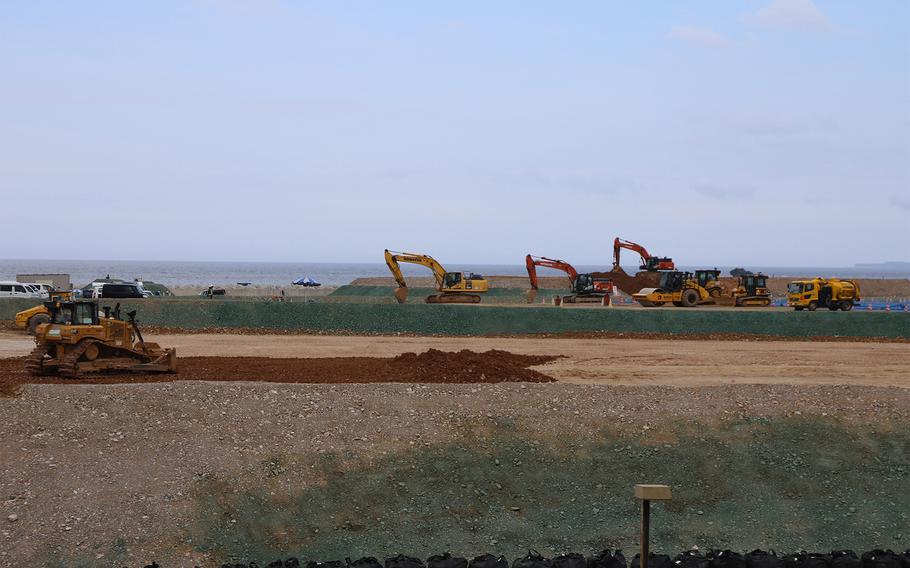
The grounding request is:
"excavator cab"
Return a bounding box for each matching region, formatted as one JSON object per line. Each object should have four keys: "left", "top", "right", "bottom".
{"left": 643, "top": 257, "right": 675, "bottom": 271}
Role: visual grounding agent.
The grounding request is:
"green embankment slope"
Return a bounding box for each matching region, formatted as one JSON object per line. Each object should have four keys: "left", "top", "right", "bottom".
{"left": 2, "top": 299, "right": 907, "bottom": 338}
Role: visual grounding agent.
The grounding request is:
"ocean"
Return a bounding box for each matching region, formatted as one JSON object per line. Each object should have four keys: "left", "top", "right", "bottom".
{"left": 1, "top": 259, "right": 908, "bottom": 287}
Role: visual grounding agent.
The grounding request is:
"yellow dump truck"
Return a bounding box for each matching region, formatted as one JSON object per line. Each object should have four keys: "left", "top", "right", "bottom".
{"left": 787, "top": 278, "right": 859, "bottom": 311}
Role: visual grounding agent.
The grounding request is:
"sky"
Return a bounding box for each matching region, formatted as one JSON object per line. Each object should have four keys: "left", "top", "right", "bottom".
{"left": 1, "top": 1, "right": 908, "bottom": 266}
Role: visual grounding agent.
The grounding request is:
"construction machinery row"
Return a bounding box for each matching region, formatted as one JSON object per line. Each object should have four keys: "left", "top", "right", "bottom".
{"left": 383, "top": 238, "right": 778, "bottom": 308}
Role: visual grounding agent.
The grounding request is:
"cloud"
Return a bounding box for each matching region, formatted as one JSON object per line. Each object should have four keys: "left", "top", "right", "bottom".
{"left": 891, "top": 195, "right": 910, "bottom": 211}
{"left": 749, "top": 0, "right": 834, "bottom": 32}
{"left": 694, "top": 184, "right": 756, "bottom": 201}
{"left": 669, "top": 26, "right": 731, "bottom": 48}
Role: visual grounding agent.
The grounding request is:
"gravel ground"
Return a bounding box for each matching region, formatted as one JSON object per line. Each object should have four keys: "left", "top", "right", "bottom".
{"left": 1, "top": 380, "right": 908, "bottom": 566}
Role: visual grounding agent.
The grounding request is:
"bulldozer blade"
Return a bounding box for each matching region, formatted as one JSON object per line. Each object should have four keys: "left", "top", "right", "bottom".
{"left": 525, "top": 289, "right": 538, "bottom": 304}
{"left": 393, "top": 287, "right": 409, "bottom": 304}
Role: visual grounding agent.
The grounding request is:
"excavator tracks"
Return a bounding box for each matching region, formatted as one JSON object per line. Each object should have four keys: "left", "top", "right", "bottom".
{"left": 426, "top": 293, "right": 482, "bottom": 304}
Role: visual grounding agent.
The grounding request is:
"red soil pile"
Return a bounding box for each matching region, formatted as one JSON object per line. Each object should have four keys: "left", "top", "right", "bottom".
{"left": 0, "top": 349, "right": 557, "bottom": 396}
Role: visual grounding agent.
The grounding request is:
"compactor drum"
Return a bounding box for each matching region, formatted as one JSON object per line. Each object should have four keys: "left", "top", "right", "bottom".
{"left": 26, "top": 300, "right": 177, "bottom": 377}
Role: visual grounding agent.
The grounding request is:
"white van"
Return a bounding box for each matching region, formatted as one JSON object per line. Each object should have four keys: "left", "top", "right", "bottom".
{"left": 0, "top": 281, "right": 44, "bottom": 299}
{"left": 20, "top": 283, "right": 51, "bottom": 299}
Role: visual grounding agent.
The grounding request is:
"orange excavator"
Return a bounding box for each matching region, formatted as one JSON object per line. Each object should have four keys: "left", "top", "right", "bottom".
{"left": 525, "top": 254, "right": 614, "bottom": 305}
{"left": 613, "top": 238, "right": 675, "bottom": 272}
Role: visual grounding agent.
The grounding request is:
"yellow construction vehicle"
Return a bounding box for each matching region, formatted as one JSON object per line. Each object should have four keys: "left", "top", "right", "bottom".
{"left": 26, "top": 299, "right": 177, "bottom": 377}
{"left": 384, "top": 249, "right": 488, "bottom": 304}
{"left": 787, "top": 278, "right": 859, "bottom": 311}
{"left": 693, "top": 269, "right": 726, "bottom": 298}
{"left": 632, "top": 271, "right": 712, "bottom": 307}
{"left": 15, "top": 290, "right": 74, "bottom": 334}
{"left": 732, "top": 272, "right": 772, "bottom": 307}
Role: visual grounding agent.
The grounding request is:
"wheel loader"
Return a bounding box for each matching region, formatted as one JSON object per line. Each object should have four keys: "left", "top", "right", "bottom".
{"left": 26, "top": 299, "right": 177, "bottom": 377}
{"left": 15, "top": 289, "right": 74, "bottom": 334}
{"left": 632, "top": 271, "right": 712, "bottom": 307}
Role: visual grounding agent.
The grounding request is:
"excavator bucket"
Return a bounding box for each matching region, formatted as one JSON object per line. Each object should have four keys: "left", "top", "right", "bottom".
{"left": 393, "top": 286, "right": 409, "bottom": 304}
{"left": 525, "top": 289, "right": 538, "bottom": 304}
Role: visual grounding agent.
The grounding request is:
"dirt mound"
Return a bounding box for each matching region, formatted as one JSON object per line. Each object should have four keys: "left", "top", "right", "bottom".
{"left": 0, "top": 350, "right": 557, "bottom": 395}
{"left": 595, "top": 267, "right": 661, "bottom": 295}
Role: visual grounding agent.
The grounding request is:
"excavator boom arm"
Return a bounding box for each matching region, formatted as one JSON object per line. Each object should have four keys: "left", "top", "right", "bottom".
{"left": 525, "top": 254, "right": 578, "bottom": 290}
{"left": 384, "top": 249, "right": 447, "bottom": 291}
{"left": 613, "top": 238, "right": 651, "bottom": 268}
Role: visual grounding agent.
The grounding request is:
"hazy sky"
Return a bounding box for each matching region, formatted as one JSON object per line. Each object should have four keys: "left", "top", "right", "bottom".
{"left": 1, "top": 1, "right": 908, "bottom": 266}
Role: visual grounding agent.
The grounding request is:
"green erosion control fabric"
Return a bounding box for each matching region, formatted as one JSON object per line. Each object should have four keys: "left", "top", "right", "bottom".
{"left": 3, "top": 299, "right": 906, "bottom": 338}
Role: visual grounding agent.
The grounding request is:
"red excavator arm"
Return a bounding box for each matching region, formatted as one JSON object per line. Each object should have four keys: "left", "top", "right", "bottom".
{"left": 613, "top": 238, "right": 675, "bottom": 271}
{"left": 525, "top": 254, "right": 579, "bottom": 290}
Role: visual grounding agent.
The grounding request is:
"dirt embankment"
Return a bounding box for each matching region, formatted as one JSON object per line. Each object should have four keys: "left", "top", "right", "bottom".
{"left": 0, "top": 350, "right": 557, "bottom": 396}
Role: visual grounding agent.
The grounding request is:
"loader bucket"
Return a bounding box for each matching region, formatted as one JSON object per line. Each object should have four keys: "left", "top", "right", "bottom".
{"left": 393, "top": 286, "right": 409, "bottom": 304}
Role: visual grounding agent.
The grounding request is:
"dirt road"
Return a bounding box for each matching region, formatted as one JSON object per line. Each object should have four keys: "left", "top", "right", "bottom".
{"left": 2, "top": 331, "right": 907, "bottom": 388}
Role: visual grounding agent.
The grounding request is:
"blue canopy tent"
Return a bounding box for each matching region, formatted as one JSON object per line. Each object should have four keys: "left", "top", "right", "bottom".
{"left": 292, "top": 276, "right": 321, "bottom": 287}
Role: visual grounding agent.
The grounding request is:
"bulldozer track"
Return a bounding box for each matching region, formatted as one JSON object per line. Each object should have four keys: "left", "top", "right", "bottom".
{"left": 24, "top": 344, "right": 50, "bottom": 376}
{"left": 57, "top": 340, "right": 94, "bottom": 378}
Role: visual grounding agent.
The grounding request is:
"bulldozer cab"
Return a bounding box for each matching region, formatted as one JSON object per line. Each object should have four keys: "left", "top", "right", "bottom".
{"left": 47, "top": 300, "right": 98, "bottom": 326}
{"left": 741, "top": 274, "right": 767, "bottom": 294}
{"left": 694, "top": 269, "right": 721, "bottom": 289}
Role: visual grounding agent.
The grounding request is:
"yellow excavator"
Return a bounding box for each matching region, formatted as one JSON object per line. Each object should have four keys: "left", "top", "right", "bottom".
{"left": 384, "top": 249, "right": 489, "bottom": 304}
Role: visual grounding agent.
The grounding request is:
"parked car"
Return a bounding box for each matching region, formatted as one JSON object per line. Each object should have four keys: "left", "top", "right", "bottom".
{"left": 20, "top": 283, "right": 52, "bottom": 299}
{"left": 0, "top": 281, "right": 44, "bottom": 299}
{"left": 82, "top": 282, "right": 146, "bottom": 299}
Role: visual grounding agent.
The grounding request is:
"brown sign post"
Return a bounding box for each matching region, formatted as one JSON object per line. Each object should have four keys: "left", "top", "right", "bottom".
{"left": 634, "top": 484, "right": 673, "bottom": 568}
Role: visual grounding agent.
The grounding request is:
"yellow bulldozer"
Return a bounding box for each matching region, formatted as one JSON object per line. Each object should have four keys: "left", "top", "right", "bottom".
{"left": 632, "top": 270, "right": 713, "bottom": 307}
{"left": 384, "top": 249, "right": 489, "bottom": 304}
{"left": 26, "top": 299, "right": 177, "bottom": 377}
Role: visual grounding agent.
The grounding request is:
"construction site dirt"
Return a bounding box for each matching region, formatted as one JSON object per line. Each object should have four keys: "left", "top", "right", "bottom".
{"left": 0, "top": 349, "right": 557, "bottom": 395}
{"left": 1, "top": 331, "right": 908, "bottom": 565}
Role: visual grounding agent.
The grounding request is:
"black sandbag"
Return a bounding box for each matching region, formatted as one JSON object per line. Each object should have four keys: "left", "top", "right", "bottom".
{"left": 862, "top": 551, "right": 901, "bottom": 568}
{"left": 675, "top": 550, "right": 709, "bottom": 568}
{"left": 590, "top": 550, "right": 628, "bottom": 568}
{"left": 429, "top": 554, "right": 469, "bottom": 568}
{"left": 830, "top": 551, "right": 860, "bottom": 568}
{"left": 285, "top": 560, "right": 301, "bottom": 568}
{"left": 471, "top": 554, "right": 510, "bottom": 568}
{"left": 900, "top": 551, "right": 910, "bottom": 568}
{"left": 267, "top": 562, "right": 284, "bottom": 568}
{"left": 746, "top": 551, "right": 783, "bottom": 568}
{"left": 631, "top": 553, "right": 673, "bottom": 568}
{"left": 387, "top": 556, "right": 427, "bottom": 568}
{"left": 351, "top": 558, "right": 383, "bottom": 568}
{"left": 710, "top": 550, "right": 747, "bottom": 568}
{"left": 783, "top": 550, "right": 808, "bottom": 568}
{"left": 805, "top": 554, "right": 831, "bottom": 568}
{"left": 552, "top": 553, "right": 587, "bottom": 568}
{"left": 514, "top": 550, "right": 552, "bottom": 568}
{"left": 308, "top": 562, "right": 346, "bottom": 568}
